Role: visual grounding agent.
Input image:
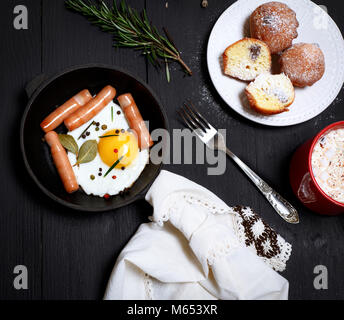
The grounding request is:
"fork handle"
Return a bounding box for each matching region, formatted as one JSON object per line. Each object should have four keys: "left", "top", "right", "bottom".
{"left": 225, "top": 148, "right": 299, "bottom": 224}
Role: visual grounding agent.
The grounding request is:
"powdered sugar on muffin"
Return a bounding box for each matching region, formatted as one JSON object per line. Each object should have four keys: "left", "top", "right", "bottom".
{"left": 250, "top": 2, "right": 299, "bottom": 54}
{"left": 280, "top": 43, "right": 325, "bottom": 87}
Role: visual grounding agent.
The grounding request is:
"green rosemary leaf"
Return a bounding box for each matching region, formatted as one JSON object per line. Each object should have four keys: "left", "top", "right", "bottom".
{"left": 151, "top": 48, "right": 158, "bottom": 64}
{"left": 163, "top": 27, "right": 180, "bottom": 55}
{"left": 104, "top": 155, "right": 124, "bottom": 177}
{"left": 142, "top": 9, "right": 151, "bottom": 31}
{"left": 120, "top": 0, "right": 126, "bottom": 13}
{"left": 77, "top": 121, "right": 95, "bottom": 140}
{"left": 146, "top": 53, "right": 156, "bottom": 67}
{"left": 165, "top": 59, "right": 171, "bottom": 83}
{"left": 99, "top": 134, "right": 119, "bottom": 138}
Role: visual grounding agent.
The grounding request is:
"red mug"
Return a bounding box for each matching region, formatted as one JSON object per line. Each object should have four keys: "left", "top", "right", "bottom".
{"left": 290, "top": 121, "right": 344, "bottom": 215}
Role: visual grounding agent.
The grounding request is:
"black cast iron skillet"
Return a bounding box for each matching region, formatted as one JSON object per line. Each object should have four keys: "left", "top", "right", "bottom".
{"left": 20, "top": 64, "right": 168, "bottom": 212}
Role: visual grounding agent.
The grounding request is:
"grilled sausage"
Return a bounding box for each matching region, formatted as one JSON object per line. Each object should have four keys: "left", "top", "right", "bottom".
{"left": 45, "top": 131, "right": 79, "bottom": 194}
{"left": 117, "top": 93, "right": 153, "bottom": 150}
{"left": 40, "top": 89, "right": 92, "bottom": 132}
{"left": 64, "top": 85, "right": 116, "bottom": 131}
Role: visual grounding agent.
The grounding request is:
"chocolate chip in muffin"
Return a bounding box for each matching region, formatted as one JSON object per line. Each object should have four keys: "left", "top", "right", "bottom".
{"left": 249, "top": 44, "right": 261, "bottom": 61}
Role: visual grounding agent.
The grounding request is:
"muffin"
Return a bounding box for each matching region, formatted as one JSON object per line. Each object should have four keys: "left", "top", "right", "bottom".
{"left": 245, "top": 73, "right": 295, "bottom": 115}
{"left": 250, "top": 2, "right": 299, "bottom": 54}
{"left": 222, "top": 38, "right": 272, "bottom": 81}
{"left": 279, "top": 43, "right": 325, "bottom": 87}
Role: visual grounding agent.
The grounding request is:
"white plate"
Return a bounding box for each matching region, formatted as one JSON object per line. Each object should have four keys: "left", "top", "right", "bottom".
{"left": 207, "top": 0, "right": 344, "bottom": 126}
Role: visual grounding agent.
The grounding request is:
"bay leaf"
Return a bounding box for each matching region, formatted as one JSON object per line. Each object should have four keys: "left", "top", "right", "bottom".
{"left": 58, "top": 134, "right": 78, "bottom": 156}
{"left": 75, "top": 140, "right": 97, "bottom": 166}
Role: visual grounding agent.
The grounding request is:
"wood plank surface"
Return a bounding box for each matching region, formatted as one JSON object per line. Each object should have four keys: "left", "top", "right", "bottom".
{"left": 0, "top": 0, "right": 42, "bottom": 299}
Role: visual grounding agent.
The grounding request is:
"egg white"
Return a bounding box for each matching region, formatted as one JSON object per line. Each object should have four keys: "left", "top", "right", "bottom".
{"left": 67, "top": 101, "right": 149, "bottom": 197}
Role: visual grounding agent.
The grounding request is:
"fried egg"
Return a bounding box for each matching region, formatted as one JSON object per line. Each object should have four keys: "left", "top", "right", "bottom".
{"left": 67, "top": 101, "right": 149, "bottom": 197}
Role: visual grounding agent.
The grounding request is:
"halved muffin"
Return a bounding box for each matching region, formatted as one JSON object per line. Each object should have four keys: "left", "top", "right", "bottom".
{"left": 245, "top": 73, "right": 294, "bottom": 115}
{"left": 223, "top": 38, "right": 271, "bottom": 81}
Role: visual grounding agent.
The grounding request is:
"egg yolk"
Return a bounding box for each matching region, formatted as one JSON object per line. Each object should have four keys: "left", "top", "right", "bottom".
{"left": 98, "top": 129, "right": 139, "bottom": 168}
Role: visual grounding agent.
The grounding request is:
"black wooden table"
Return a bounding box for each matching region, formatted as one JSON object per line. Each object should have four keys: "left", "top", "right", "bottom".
{"left": 1, "top": 0, "right": 344, "bottom": 300}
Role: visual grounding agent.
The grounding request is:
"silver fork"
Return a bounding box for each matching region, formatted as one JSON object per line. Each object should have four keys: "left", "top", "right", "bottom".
{"left": 179, "top": 102, "right": 299, "bottom": 224}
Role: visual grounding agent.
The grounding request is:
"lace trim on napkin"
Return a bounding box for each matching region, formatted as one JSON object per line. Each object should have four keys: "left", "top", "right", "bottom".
{"left": 231, "top": 206, "right": 292, "bottom": 272}
{"left": 143, "top": 272, "right": 153, "bottom": 300}
{"left": 154, "top": 191, "right": 291, "bottom": 272}
{"left": 204, "top": 238, "right": 239, "bottom": 266}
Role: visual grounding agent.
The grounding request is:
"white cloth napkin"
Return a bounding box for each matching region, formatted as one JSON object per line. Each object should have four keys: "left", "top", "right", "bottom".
{"left": 104, "top": 170, "right": 291, "bottom": 300}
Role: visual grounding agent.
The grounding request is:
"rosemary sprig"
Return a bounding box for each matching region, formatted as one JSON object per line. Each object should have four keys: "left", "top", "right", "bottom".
{"left": 99, "top": 134, "right": 119, "bottom": 138}
{"left": 65, "top": 0, "right": 192, "bottom": 80}
{"left": 77, "top": 121, "right": 95, "bottom": 140}
{"left": 104, "top": 155, "right": 124, "bottom": 177}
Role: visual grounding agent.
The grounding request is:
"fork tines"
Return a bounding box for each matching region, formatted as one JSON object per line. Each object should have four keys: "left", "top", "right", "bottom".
{"left": 179, "top": 101, "right": 211, "bottom": 133}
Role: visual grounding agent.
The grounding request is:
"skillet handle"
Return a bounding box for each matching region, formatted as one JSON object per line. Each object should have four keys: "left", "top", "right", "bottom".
{"left": 25, "top": 73, "right": 48, "bottom": 99}
{"left": 134, "top": 186, "right": 150, "bottom": 202}
{"left": 133, "top": 176, "right": 158, "bottom": 202}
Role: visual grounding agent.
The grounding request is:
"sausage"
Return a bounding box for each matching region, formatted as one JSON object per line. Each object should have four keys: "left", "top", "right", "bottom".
{"left": 40, "top": 89, "right": 92, "bottom": 133}
{"left": 45, "top": 131, "right": 79, "bottom": 194}
{"left": 64, "top": 85, "right": 116, "bottom": 131}
{"left": 117, "top": 93, "right": 153, "bottom": 150}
